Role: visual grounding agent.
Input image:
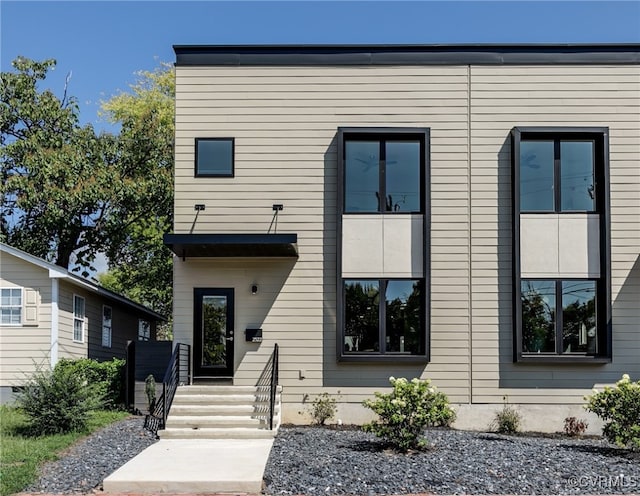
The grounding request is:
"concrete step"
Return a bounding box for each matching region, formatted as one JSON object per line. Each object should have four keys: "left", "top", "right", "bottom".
{"left": 170, "top": 403, "right": 278, "bottom": 416}
{"left": 165, "top": 415, "right": 265, "bottom": 429}
{"left": 159, "top": 427, "right": 277, "bottom": 439}
{"left": 175, "top": 385, "right": 269, "bottom": 395}
{"left": 171, "top": 394, "right": 270, "bottom": 404}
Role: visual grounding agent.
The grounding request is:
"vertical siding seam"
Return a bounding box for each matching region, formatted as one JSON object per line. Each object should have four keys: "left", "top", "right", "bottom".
{"left": 467, "top": 64, "right": 473, "bottom": 404}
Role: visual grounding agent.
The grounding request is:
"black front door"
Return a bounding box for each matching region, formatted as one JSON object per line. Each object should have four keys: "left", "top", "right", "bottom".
{"left": 194, "top": 288, "right": 234, "bottom": 377}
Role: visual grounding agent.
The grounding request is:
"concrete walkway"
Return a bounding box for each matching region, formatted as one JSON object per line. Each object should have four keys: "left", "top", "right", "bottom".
{"left": 103, "top": 438, "right": 274, "bottom": 493}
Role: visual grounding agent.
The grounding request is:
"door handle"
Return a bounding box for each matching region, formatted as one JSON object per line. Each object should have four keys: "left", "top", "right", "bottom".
{"left": 227, "top": 336, "right": 234, "bottom": 342}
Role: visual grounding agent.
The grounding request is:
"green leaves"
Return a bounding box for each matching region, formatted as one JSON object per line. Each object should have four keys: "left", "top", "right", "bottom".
{"left": 1, "top": 57, "right": 118, "bottom": 269}
{"left": 1, "top": 57, "right": 174, "bottom": 321}
{"left": 363, "top": 377, "right": 456, "bottom": 451}
{"left": 586, "top": 374, "right": 640, "bottom": 451}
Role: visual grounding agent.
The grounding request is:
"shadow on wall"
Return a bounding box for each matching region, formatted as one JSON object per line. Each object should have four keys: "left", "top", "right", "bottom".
{"left": 498, "top": 134, "right": 639, "bottom": 389}
{"left": 321, "top": 135, "right": 426, "bottom": 388}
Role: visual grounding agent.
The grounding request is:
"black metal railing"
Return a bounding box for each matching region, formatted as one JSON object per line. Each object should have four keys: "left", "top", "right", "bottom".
{"left": 269, "top": 343, "right": 279, "bottom": 430}
{"left": 144, "top": 343, "right": 191, "bottom": 434}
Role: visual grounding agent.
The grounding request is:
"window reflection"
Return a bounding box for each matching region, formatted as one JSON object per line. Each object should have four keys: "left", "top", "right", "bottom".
{"left": 344, "top": 280, "right": 379, "bottom": 352}
{"left": 386, "top": 142, "right": 421, "bottom": 212}
{"left": 521, "top": 280, "right": 556, "bottom": 353}
{"left": 520, "top": 141, "right": 555, "bottom": 211}
{"left": 385, "top": 280, "right": 422, "bottom": 354}
{"left": 345, "top": 141, "right": 380, "bottom": 212}
{"left": 561, "top": 141, "right": 595, "bottom": 212}
{"left": 562, "top": 281, "right": 597, "bottom": 353}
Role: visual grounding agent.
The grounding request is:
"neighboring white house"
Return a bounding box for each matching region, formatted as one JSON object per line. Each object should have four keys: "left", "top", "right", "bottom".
{"left": 0, "top": 242, "right": 165, "bottom": 403}
{"left": 164, "top": 44, "right": 640, "bottom": 431}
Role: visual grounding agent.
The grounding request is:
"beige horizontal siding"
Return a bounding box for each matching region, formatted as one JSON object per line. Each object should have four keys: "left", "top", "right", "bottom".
{"left": 470, "top": 65, "right": 640, "bottom": 403}
{"left": 172, "top": 62, "right": 638, "bottom": 408}
{"left": 0, "top": 254, "right": 51, "bottom": 386}
{"left": 173, "top": 65, "right": 472, "bottom": 402}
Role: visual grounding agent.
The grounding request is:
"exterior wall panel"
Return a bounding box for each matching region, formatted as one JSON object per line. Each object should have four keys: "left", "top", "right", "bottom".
{"left": 470, "top": 65, "right": 640, "bottom": 403}
{"left": 0, "top": 254, "right": 51, "bottom": 386}
{"left": 173, "top": 65, "right": 471, "bottom": 403}
{"left": 171, "top": 53, "right": 639, "bottom": 424}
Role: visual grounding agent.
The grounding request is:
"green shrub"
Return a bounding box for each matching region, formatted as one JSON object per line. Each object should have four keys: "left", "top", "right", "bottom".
{"left": 490, "top": 397, "right": 522, "bottom": 434}
{"left": 145, "top": 374, "right": 157, "bottom": 413}
{"left": 307, "top": 392, "right": 337, "bottom": 425}
{"left": 55, "top": 358, "right": 125, "bottom": 408}
{"left": 362, "top": 377, "right": 456, "bottom": 451}
{"left": 15, "top": 364, "right": 105, "bottom": 435}
{"left": 586, "top": 374, "right": 640, "bottom": 451}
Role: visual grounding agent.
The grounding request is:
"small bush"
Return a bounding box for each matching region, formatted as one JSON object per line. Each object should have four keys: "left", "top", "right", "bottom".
{"left": 307, "top": 393, "right": 337, "bottom": 425}
{"left": 15, "top": 364, "right": 105, "bottom": 435}
{"left": 564, "top": 416, "right": 588, "bottom": 437}
{"left": 363, "top": 377, "right": 456, "bottom": 452}
{"left": 586, "top": 374, "right": 640, "bottom": 451}
{"left": 490, "top": 397, "right": 522, "bottom": 434}
{"left": 145, "top": 374, "right": 157, "bottom": 413}
{"left": 55, "top": 358, "right": 125, "bottom": 408}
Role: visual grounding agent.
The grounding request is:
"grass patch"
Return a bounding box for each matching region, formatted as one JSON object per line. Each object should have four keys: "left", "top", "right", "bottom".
{"left": 0, "top": 406, "right": 128, "bottom": 496}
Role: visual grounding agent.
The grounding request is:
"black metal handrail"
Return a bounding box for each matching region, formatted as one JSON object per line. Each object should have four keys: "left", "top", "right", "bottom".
{"left": 144, "top": 343, "right": 191, "bottom": 434}
{"left": 269, "top": 343, "right": 279, "bottom": 430}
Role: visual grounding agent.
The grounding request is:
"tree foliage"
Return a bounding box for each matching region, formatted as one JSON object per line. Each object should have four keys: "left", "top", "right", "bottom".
{"left": 1, "top": 57, "right": 174, "bottom": 321}
{"left": 97, "top": 63, "right": 174, "bottom": 321}
{"left": 1, "top": 57, "right": 118, "bottom": 271}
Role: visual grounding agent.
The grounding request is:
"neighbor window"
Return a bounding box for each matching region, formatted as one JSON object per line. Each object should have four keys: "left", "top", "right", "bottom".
{"left": 344, "top": 136, "right": 424, "bottom": 213}
{"left": 73, "top": 295, "right": 85, "bottom": 342}
{"left": 343, "top": 279, "right": 424, "bottom": 355}
{"left": 1, "top": 288, "right": 22, "bottom": 325}
{"left": 102, "top": 305, "right": 112, "bottom": 348}
{"left": 138, "top": 319, "right": 150, "bottom": 341}
{"left": 195, "top": 138, "right": 234, "bottom": 177}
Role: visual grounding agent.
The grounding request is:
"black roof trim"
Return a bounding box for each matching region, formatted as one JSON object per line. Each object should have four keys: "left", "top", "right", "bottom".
{"left": 174, "top": 44, "right": 640, "bottom": 66}
{"left": 164, "top": 233, "right": 299, "bottom": 259}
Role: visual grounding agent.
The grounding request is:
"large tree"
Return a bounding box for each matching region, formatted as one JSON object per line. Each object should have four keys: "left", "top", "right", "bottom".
{"left": 97, "top": 64, "right": 174, "bottom": 319}
{"left": 1, "top": 57, "right": 174, "bottom": 321}
{"left": 1, "top": 57, "right": 118, "bottom": 271}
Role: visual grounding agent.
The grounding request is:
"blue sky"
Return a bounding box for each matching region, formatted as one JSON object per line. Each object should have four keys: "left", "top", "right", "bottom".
{"left": 2, "top": 1, "right": 639, "bottom": 130}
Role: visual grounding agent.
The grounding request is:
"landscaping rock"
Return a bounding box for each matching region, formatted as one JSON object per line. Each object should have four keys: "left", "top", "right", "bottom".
{"left": 25, "top": 416, "right": 157, "bottom": 494}
{"left": 263, "top": 426, "right": 640, "bottom": 495}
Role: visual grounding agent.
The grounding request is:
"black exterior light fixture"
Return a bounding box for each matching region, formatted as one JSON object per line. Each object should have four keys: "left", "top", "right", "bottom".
{"left": 251, "top": 284, "right": 258, "bottom": 295}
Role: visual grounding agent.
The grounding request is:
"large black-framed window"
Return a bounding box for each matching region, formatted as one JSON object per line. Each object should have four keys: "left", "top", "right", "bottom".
{"left": 337, "top": 127, "right": 430, "bottom": 362}
{"left": 521, "top": 279, "right": 598, "bottom": 355}
{"left": 519, "top": 138, "right": 598, "bottom": 213}
{"left": 343, "top": 132, "right": 426, "bottom": 214}
{"left": 195, "top": 138, "right": 234, "bottom": 177}
{"left": 512, "top": 127, "right": 611, "bottom": 363}
{"left": 343, "top": 279, "right": 425, "bottom": 355}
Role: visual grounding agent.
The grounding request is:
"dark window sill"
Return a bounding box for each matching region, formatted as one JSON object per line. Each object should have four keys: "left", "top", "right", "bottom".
{"left": 338, "top": 354, "right": 429, "bottom": 364}
{"left": 517, "top": 354, "right": 611, "bottom": 364}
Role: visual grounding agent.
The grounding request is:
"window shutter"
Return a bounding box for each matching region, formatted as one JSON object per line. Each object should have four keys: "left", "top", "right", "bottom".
{"left": 23, "top": 288, "right": 39, "bottom": 326}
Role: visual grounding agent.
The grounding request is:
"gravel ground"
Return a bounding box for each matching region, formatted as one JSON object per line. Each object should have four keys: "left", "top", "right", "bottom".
{"left": 263, "top": 427, "right": 640, "bottom": 495}
{"left": 24, "top": 420, "right": 640, "bottom": 495}
{"left": 25, "top": 416, "right": 157, "bottom": 494}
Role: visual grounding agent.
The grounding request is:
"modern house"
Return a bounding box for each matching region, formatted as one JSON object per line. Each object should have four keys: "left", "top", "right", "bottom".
{"left": 163, "top": 44, "right": 640, "bottom": 432}
{"left": 0, "top": 242, "right": 165, "bottom": 404}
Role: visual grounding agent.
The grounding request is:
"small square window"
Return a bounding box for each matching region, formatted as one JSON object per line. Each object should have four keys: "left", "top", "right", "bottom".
{"left": 195, "top": 138, "right": 234, "bottom": 177}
